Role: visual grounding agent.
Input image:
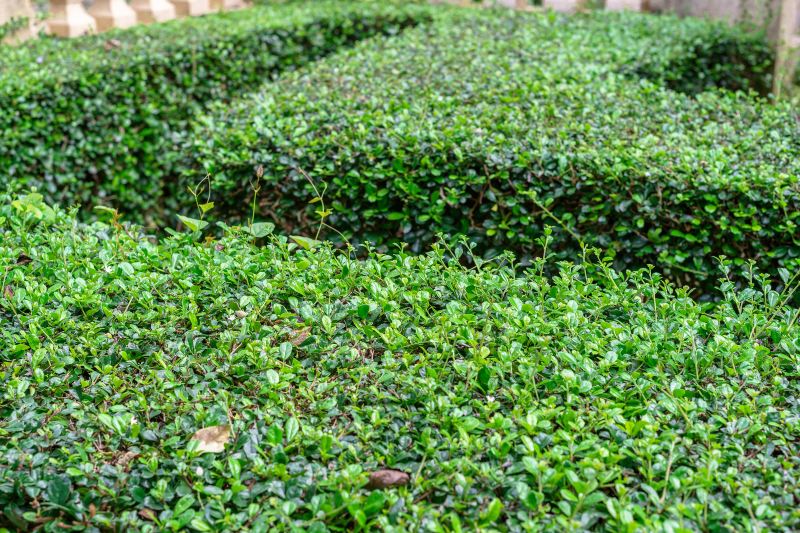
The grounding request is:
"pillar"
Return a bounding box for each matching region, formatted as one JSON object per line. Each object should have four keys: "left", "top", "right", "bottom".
{"left": 172, "top": 0, "right": 212, "bottom": 17}
{"left": 130, "top": 0, "right": 177, "bottom": 23}
{"left": 773, "top": 0, "right": 800, "bottom": 96}
{"left": 48, "top": 0, "right": 96, "bottom": 38}
{"left": 210, "top": 0, "right": 246, "bottom": 9}
{"left": 543, "top": 0, "right": 582, "bottom": 12}
{"left": 0, "top": 0, "right": 36, "bottom": 43}
{"left": 606, "top": 0, "right": 643, "bottom": 10}
{"left": 89, "top": 0, "right": 138, "bottom": 32}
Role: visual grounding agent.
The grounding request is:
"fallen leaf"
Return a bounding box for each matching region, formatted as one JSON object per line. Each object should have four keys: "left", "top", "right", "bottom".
{"left": 367, "top": 469, "right": 410, "bottom": 490}
{"left": 191, "top": 425, "right": 230, "bottom": 453}
{"left": 113, "top": 450, "right": 139, "bottom": 467}
{"left": 290, "top": 328, "right": 310, "bottom": 346}
{"left": 104, "top": 38, "right": 121, "bottom": 51}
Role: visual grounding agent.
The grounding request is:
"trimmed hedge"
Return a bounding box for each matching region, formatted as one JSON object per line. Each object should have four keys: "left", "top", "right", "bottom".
{"left": 186, "top": 9, "right": 797, "bottom": 290}
{"left": 0, "top": 0, "right": 431, "bottom": 218}
{"left": 2, "top": 196, "right": 800, "bottom": 530}
{"left": 626, "top": 16, "right": 773, "bottom": 95}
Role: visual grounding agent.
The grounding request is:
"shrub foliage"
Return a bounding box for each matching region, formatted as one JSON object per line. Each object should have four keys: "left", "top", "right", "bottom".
{"left": 187, "top": 8, "right": 795, "bottom": 290}
{"left": 0, "top": 1, "right": 430, "bottom": 217}
{"left": 2, "top": 197, "right": 800, "bottom": 530}
{"left": 1, "top": 6, "right": 798, "bottom": 529}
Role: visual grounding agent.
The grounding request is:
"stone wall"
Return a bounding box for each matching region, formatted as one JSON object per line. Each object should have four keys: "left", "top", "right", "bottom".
{"left": 0, "top": 0, "right": 36, "bottom": 43}
{"left": 647, "top": 0, "right": 793, "bottom": 38}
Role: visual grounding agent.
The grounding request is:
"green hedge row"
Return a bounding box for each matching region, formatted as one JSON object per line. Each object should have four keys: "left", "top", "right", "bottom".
{"left": 0, "top": 0, "right": 431, "bottom": 219}
{"left": 625, "top": 15, "right": 773, "bottom": 95}
{"left": 2, "top": 195, "right": 800, "bottom": 530}
{"left": 185, "top": 9, "right": 796, "bottom": 290}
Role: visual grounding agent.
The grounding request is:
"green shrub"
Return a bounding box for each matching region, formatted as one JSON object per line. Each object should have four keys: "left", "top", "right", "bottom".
{"left": 626, "top": 17, "right": 773, "bottom": 94}
{"left": 0, "top": 0, "right": 431, "bottom": 218}
{"left": 186, "top": 9, "right": 797, "bottom": 291}
{"left": 2, "top": 195, "right": 800, "bottom": 530}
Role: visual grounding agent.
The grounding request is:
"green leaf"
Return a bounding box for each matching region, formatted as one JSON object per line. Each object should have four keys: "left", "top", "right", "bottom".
{"left": 266, "top": 424, "right": 283, "bottom": 446}
{"left": 290, "top": 235, "right": 321, "bottom": 250}
{"left": 244, "top": 222, "right": 275, "bottom": 238}
{"left": 477, "top": 366, "right": 492, "bottom": 392}
{"left": 174, "top": 494, "right": 196, "bottom": 516}
{"left": 93, "top": 205, "right": 118, "bottom": 218}
{"left": 177, "top": 215, "right": 209, "bottom": 233}
{"left": 46, "top": 477, "right": 71, "bottom": 506}
{"left": 480, "top": 498, "right": 503, "bottom": 525}
{"left": 363, "top": 491, "right": 385, "bottom": 516}
{"left": 279, "top": 342, "right": 293, "bottom": 359}
{"left": 285, "top": 417, "right": 300, "bottom": 443}
{"left": 190, "top": 517, "right": 213, "bottom": 532}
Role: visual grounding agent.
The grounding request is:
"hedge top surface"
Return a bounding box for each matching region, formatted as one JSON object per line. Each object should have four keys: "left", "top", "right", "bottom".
{"left": 0, "top": 0, "right": 433, "bottom": 92}
{"left": 195, "top": 8, "right": 794, "bottom": 192}
{"left": 2, "top": 195, "right": 800, "bottom": 531}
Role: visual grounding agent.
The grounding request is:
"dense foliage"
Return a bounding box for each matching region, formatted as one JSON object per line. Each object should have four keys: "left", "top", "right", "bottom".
{"left": 2, "top": 2, "right": 799, "bottom": 531}
{"left": 0, "top": 0, "right": 430, "bottom": 218}
{"left": 627, "top": 16, "right": 773, "bottom": 95}
{"left": 186, "top": 8, "right": 796, "bottom": 291}
{"left": 2, "top": 195, "right": 800, "bottom": 531}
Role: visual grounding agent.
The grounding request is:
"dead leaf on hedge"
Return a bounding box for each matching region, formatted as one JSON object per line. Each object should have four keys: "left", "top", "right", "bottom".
{"left": 113, "top": 450, "right": 139, "bottom": 467}
{"left": 367, "top": 469, "right": 410, "bottom": 490}
{"left": 138, "top": 508, "right": 156, "bottom": 521}
{"left": 104, "top": 38, "right": 121, "bottom": 51}
{"left": 3, "top": 285, "right": 13, "bottom": 299}
{"left": 191, "top": 425, "right": 230, "bottom": 453}
{"left": 16, "top": 254, "right": 32, "bottom": 265}
{"left": 290, "top": 328, "right": 310, "bottom": 346}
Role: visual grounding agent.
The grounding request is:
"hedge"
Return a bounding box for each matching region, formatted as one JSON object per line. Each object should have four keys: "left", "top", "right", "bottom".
{"left": 0, "top": 0, "right": 431, "bottom": 219}
{"left": 624, "top": 15, "right": 773, "bottom": 95}
{"left": 2, "top": 194, "right": 800, "bottom": 530}
{"left": 185, "top": 8, "right": 796, "bottom": 291}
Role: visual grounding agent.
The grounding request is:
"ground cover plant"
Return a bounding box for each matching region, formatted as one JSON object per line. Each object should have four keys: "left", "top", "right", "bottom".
{"left": 0, "top": 0, "right": 431, "bottom": 218}
{"left": 185, "top": 7, "right": 798, "bottom": 291}
{"left": 1, "top": 195, "right": 800, "bottom": 531}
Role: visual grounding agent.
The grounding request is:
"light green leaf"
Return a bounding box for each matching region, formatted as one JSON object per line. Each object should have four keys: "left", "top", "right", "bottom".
{"left": 244, "top": 222, "right": 275, "bottom": 238}
{"left": 177, "top": 215, "right": 209, "bottom": 232}
{"left": 291, "top": 235, "right": 321, "bottom": 250}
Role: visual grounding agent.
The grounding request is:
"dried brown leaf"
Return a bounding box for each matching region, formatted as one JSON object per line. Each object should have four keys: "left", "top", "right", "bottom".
{"left": 104, "top": 38, "right": 121, "bottom": 51}
{"left": 367, "top": 469, "right": 410, "bottom": 490}
{"left": 290, "top": 328, "right": 310, "bottom": 346}
{"left": 114, "top": 450, "right": 139, "bottom": 467}
{"left": 191, "top": 424, "right": 230, "bottom": 453}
